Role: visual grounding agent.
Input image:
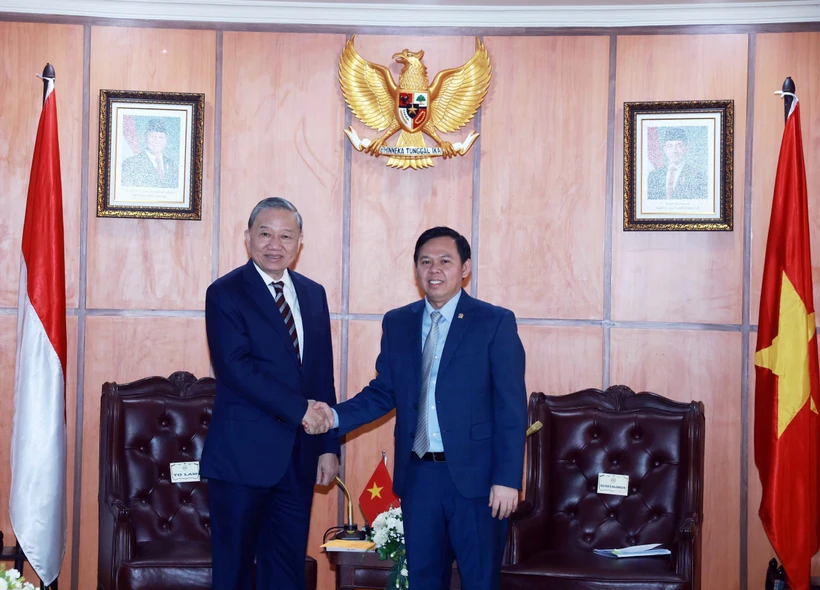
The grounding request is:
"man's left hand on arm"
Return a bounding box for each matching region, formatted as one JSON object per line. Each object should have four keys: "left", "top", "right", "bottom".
{"left": 489, "top": 484, "right": 519, "bottom": 519}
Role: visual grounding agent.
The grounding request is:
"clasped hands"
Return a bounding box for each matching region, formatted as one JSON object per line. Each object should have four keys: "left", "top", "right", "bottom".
{"left": 302, "top": 400, "right": 335, "bottom": 435}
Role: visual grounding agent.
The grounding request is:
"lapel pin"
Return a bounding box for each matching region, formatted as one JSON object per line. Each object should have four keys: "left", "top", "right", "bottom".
{"left": 458, "top": 313, "right": 464, "bottom": 319}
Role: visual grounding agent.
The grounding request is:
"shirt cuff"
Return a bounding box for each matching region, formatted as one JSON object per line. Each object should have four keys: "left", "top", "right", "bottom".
{"left": 331, "top": 408, "right": 339, "bottom": 429}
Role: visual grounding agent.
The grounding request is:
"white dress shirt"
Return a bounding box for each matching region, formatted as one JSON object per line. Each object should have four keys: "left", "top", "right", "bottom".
{"left": 145, "top": 151, "right": 164, "bottom": 175}
{"left": 253, "top": 263, "right": 304, "bottom": 358}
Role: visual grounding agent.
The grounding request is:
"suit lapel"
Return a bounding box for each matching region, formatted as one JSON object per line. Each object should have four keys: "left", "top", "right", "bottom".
{"left": 409, "top": 300, "right": 424, "bottom": 399}
{"left": 242, "top": 261, "right": 300, "bottom": 369}
{"left": 438, "top": 291, "right": 475, "bottom": 376}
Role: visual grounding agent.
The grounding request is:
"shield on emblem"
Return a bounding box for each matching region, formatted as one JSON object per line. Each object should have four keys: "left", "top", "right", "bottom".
{"left": 397, "top": 92, "right": 429, "bottom": 132}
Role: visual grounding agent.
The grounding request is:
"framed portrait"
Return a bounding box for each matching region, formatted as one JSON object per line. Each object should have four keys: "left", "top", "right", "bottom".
{"left": 97, "top": 90, "right": 205, "bottom": 220}
{"left": 623, "top": 100, "right": 734, "bottom": 231}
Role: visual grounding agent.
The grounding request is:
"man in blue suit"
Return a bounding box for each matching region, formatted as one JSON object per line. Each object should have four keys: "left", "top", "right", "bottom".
{"left": 202, "top": 197, "right": 338, "bottom": 589}
{"left": 312, "top": 226, "right": 527, "bottom": 590}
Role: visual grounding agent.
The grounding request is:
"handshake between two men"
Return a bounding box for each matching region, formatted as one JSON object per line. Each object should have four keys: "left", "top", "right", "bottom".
{"left": 303, "top": 400, "right": 335, "bottom": 435}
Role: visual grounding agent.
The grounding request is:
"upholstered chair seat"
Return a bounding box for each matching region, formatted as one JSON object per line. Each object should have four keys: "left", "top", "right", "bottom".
{"left": 501, "top": 386, "right": 705, "bottom": 590}
{"left": 97, "top": 371, "right": 317, "bottom": 590}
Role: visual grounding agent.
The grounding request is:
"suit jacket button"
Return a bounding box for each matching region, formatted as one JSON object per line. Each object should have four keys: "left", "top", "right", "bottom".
{"left": 276, "top": 416, "right": 286, "bottom": 423}
{"left": 413, "top": 404, "right": 418, "bottom": 410}
{"left": 410, "top": 432, "right": 415, "bottom": 439}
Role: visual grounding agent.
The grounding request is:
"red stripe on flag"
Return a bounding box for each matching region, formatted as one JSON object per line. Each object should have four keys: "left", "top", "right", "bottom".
{"left": 21, "top": 89, "right": 67, "bottom": 375}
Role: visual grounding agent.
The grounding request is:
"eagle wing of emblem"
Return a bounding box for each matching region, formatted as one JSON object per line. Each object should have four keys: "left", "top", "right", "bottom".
{"left": 428, "top": 38, "right": 491, "bottom": 134}
{"left": 339, "top": 35, "right": 398, "bottom": 131}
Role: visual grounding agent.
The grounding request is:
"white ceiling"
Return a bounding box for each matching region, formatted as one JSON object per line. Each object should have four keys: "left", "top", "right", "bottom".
{"left": 2, "top": 0, "right": 819, "bottom": 27}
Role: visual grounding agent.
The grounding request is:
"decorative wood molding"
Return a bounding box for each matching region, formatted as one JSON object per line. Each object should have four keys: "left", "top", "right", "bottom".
{"left": 4, "top": 0, "right": 820, "bottom": 28}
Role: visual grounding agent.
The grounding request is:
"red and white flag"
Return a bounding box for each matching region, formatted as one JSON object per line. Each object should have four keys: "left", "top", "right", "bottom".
{"left": 10, "top": 70, "right": 68, "bottom": 586}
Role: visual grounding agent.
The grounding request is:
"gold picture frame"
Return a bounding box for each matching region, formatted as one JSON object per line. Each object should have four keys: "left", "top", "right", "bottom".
{"left": 624, "top": 100, "right": 734, "bottom": 231}
{"left": 97, "top": 90, "right": 204, "bottom": 220}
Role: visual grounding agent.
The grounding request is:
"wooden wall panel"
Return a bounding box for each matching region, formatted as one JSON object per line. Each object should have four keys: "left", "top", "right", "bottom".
{"left": 518, "top": 325, "right": 604, "bottom": 395}
{"left": 0, "top": 22, "right": 84, "bottom": 308}
{"left": 612, "top": 34, "right": 748, "bottom": 324}
{"left": 307, "top": 319, "right": 342, "bottom": 590}
{"left": 610, "top": 328, "right": 742, "bottom": 590}
{"left": 479, "top": 36, "right": 610, "bottom": 319}
{"left": 219, "top": 32, "right": 345, "bottom": 311}
{"left": 77, "top": 316, "right": 211, "bottom": 590}
{"left": 348, "top": 35, "right": 475, "bottom": 315}
{"left": 342, "top": 320, "right": 394, "bottom": 527}
{"left": 86, "top": 27, "right": 216, "bottom": 310}
{"left": 752, "top": 32, "right": 820, "bottom": 323}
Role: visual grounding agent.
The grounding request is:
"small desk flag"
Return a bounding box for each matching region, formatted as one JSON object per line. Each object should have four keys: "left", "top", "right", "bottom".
{"left": 358, "top": 460, "right": 399, "bottom": 524}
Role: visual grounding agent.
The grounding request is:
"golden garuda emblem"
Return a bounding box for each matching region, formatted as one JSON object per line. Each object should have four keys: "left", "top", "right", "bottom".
{"left": 339, "top": 36, "right": 491, "bottom": 170}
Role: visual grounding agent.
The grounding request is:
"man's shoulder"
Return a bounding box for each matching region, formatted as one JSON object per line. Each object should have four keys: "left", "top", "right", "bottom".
{"left": 465, "top": 295, "right": 514, "bottom": 319}
{"left": 123, "top": 151, "right": 147, "bottom": 163}
{"left": 208, "top": 263, "right": 247, "bottom": 293}
{"left": 383, "top": 300, "right": 423, "bottom": 322}
{"left": 289, "top": 269, "right": 326, "bottom": 293}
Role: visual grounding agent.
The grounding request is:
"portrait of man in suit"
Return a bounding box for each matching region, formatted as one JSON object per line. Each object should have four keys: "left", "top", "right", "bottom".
{"left": 120, "top": 118, "right": 180, "bottom": 189}
{"left": 647, "top": 126, "right": 709, "bottom": 200}
{"left": 201, "top": 197, "right": 338, "bottom": 589}
{"left": 310, "top": 226, "right": 527, "bottom": 590}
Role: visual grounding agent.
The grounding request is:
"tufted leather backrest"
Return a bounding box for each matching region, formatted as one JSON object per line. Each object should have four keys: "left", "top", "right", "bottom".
{"left": 100, "top": 371, "right": 215, "bottom": 544}
{"left": 525, "top": 385, "right": 704, "bottom": 552}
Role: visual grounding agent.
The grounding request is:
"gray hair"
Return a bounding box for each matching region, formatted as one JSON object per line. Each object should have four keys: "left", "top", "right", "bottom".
{"left": 247, "top": 197, "right": 303, "bottom": 232}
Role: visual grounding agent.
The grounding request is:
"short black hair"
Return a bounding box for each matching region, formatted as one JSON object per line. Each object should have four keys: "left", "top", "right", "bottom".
{"left": 413, "top": 227, "right": 471, "bottom": 264}
{"left": 664, "top": 127, "right": 688, "bottom": 143}
{"left": 146, "top": 119, "right": 167, "bottom": 134}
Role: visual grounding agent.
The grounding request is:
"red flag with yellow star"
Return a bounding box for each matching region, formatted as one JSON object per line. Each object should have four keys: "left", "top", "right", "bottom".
{"left": 358, "top": 460, "right": 399, "bottom": 524}
{"left": 754, "top": 97, "right": 820, "bottom": 590}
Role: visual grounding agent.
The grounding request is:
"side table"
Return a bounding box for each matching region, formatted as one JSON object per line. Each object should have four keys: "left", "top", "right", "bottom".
{"left": 328, "top": 550, "right": 461, "bottom": 590}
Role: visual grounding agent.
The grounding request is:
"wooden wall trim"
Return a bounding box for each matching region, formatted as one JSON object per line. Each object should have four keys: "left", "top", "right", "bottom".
{"left": 4, "top": 0, "right": 820, "bottom": 29}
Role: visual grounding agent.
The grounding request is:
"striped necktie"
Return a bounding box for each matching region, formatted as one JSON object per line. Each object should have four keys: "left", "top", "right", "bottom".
{"left": 272, "top": 281, "right": 301, "bottom": 364}
{"left": 413, "top": 311, "right": 442, "bottom": 457}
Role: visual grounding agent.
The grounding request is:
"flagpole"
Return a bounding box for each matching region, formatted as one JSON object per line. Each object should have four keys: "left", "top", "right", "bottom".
{"left": 782, "top": 77, "right": 795, "bottom": 123}
{"left": 41, "top": 63, "right": 54, "bottom": 106}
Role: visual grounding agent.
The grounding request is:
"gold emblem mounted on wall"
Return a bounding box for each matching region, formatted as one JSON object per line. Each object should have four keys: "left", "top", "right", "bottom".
{"left": 339, "top": 36, "right": 491, "bottom": 170}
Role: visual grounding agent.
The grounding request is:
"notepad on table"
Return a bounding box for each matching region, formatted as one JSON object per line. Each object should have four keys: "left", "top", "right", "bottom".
{"left": 321, "top": 539, "right": 376, "bottom": 552}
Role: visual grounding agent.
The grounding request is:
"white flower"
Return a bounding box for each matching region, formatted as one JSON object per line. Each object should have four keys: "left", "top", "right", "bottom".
{"left": 373, "top": 528, "right": 388, "bottom": 548}
{"left": 0, "top": 578, "right": 9, "bottom": 590}
{"left": 5, "top": 571, "right": 20, "bottom": 582}
{"left": 400, "top": 568, "right": 408, "bottom": 576}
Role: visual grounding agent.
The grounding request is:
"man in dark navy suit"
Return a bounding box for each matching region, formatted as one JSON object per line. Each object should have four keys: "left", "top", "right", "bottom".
{"left": 201, "top": 197, "right": 338, "bottom": 589}
{"left": 647, "top": 127, "right": 709, "bottom": 200}
{"left": 312, "top": 226, "right": 527, "bottom": 590}
{"left": 120, "top": 118, "right": 179, "bottom": 188}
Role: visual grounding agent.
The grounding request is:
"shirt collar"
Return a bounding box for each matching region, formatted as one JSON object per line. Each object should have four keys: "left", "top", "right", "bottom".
{"left": 424, "top": 289, "right": 462, "bottom": 324}
{"left": 252, "top": 262, "right": 294, "bottom": 292}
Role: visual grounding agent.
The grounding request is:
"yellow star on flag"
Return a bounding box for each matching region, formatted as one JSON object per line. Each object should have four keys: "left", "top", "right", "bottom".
{"left": 367, "top": 482, "right": 383, "bottom": 499}
{"left": 755, "top": 271, "right": 819, "bottom": 437}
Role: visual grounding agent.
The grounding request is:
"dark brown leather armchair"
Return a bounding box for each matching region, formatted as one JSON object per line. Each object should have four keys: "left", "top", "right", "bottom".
{"left": 98, "top": 371, "right": 317, "bottom": 590}
{"left": 501, "top": 385, "right": 705, "bottom": 590}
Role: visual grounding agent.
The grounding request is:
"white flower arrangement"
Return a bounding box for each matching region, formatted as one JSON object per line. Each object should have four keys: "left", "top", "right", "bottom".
{"left": 370, "top": 506, "right": 408, "bottom": 589}
{"left": 0, "top": 567, "right": 36, "bottom": 590}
